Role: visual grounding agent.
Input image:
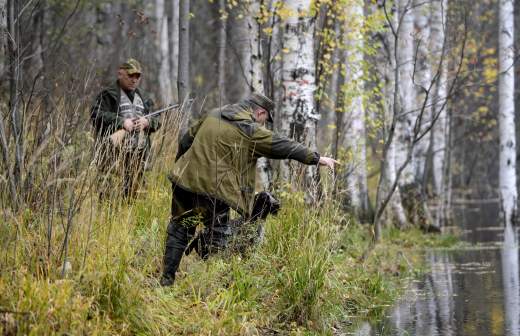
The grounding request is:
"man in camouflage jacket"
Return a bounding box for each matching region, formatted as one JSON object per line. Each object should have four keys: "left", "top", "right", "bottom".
{"left": 91, "top": 59, "right": 161, "bottom": 198}
{"left": 161, "top": 93, "right": 338, "bottom": 286}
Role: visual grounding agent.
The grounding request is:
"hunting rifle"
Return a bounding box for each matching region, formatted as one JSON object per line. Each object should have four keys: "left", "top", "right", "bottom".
{"left": 109, "top": 100, "right": 190, "bottom": 147}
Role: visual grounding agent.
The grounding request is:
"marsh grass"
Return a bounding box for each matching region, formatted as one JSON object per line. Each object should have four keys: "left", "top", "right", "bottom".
{"left": 0, "top": 98, "right": 457, "bottom": 334}
{"left": 0, "top": 166, "right": 455, "bottom": 335}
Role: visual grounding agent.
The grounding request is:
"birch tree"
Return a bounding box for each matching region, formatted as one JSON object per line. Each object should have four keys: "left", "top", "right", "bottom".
{"left": 342, "top": 0, "right": 369, "bottom": 218}
{"left": 498, "top": 0, "right": 517, "bottom": 227}
{"left": 217, "top": 0, "right": 227, "bottom": 103}
{"left": 155, "top": 0, "right": 173, "bottom": 105}
{"left": 169, "top": 0, "right": 179, "bottom": 102}
{"left": 430, "top": 0, "right": 450, "bottom": 227}
{"left": 243, "top": 1, "right": 272, "bottom": 190}
{"left": 374, "top": 2, "right": 408, "bottom": 238}
{"left": 394, "top": 0, "right": 415, "bottom": 198}
{"left": 178, "top": 0, "right": 190, "bottom": 103}
{"left": 280, "top": 0, "right": 319, "bottom": 197}
{"left": 502, "top": 223, "right": 520, "bottom": 336}
{"left": 413, "top": 0, "right": 432, "bottom": 187}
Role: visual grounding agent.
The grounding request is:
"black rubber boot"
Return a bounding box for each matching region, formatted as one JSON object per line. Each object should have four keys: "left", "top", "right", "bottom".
{"left": 160, "top": 219, "right": 194, "bottom": 286}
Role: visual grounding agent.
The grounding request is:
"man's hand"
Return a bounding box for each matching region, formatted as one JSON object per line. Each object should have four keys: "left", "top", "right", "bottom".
{"left": 133, "top": 117, "right": 150, "bottom": 131}
{"left": 319, "top": 156, "right": 340, "bottom": 170}
{"left": 123, "top": 118, "right": 135, "bottom": 132}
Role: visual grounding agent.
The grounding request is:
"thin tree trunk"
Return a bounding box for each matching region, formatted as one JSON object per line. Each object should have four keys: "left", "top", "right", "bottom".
{"left": 431, "top": 0, "right": 449, "bottom": 197}
{"left": 0, "top": 0, "right": 5, "bottom": 77}
{"left": 155, "top": 0, "right": 173, "bottom": 105}
{"left": 498, "top": 0, "right": 517, "bottom": 227}
{"left": 242, "top": 1, "right": 272, "bottom": 191}
{"left": 178, "top": 0, "right": 190, "bottom": 103}
{"left": 7, "top": 0, "right": 22, "bottom": 192}
{"left": 343, "top": 0, "right": 369, "bottom": 219}
{"left": 324, "top": 21, "right": 340, "bottom": 155}
{"left": 170, "top": 0, "right": 179, "bottom": 102}
{"left": 280, "top": 0, "right": 319, "bottom": 201}
{"left": 413, "top": 0, "right": 432, "bottom": 187}
{"left": 374, "top": 1, "right": 408, "bottom": 240}
{"left": 217, "top": 0, "right": 227, "bottom": 103}
{"left": 246, "top": 1, "right": 263, "bottom": 94}
{"left": 394, "top": 0, "right": 415, "bottom": 188}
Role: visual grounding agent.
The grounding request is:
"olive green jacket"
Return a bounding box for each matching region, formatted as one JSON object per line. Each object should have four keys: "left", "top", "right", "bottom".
{"left": 170, "top": 102, "right": 320, "bottom": 215}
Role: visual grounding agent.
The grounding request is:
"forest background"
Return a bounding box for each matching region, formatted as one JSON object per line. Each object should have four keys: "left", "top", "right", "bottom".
{"left": 0, "top": 0, "right": 516, "bottom": 334}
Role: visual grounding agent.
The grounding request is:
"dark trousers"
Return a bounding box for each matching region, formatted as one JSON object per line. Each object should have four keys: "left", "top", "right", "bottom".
{"left": 162, "top": 185, "right": 230, "bottom": 282}
{"left": 95, "top": 140, "right": 148, "bottom": 199}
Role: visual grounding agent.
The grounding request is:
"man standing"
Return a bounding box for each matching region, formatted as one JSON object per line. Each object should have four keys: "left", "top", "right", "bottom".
{"left": 91, "top": 58, "right": 161, "bottom": 198}
{"left": 161, "top": 93, "right": 338, "bottom": 286}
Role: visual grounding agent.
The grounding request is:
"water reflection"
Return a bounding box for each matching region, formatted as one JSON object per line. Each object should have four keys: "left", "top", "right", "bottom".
{"left": 361, "top": 204, "right": 520, "bottom": 336}
{"left": 502, "top": 223, "right": 519, "bottom": 336}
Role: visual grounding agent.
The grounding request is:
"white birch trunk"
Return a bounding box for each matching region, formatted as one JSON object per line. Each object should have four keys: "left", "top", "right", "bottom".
{"left": 431, "top": 0, "right": 449, "bottom": 197}
{"left": 170, "top": 0, "right": 179, "bottom": 102}
{"left": 502, "top": 223, "right": 520, "bottom": 336}
{"left": 280, "top": 0, "right": 319, "bottom": 196}
{"left": 155, "top": 0, "right": 173, "bottom": 105}
{"left": 243, "top": 1, "right": 272, "bottom": 190}
{"left": 374, "top": 2, "right": 408, "bottom": 238}
{"left": 246, "top": 1, "right": 264, "bottom": 93}
{"left": 498, "top": 0, "right": 517, "bottom": 227}
{"left": 178, "top": 0, "right": 190, "bottom": 103}
{"left": 395, "top": 0, "right": 415, "bottom": 187}
{"left": 343, "top": 0, "right": 369, "bottom": 217}
{"left": 217, "top": 0, "right": 227, "bottom": 103}
{"left": 413, "top": 0, "right": 432, "bottom": 183}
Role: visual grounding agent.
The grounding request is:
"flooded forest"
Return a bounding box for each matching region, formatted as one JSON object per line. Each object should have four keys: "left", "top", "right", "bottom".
{"left": 1, "top": 0, "right": 520, "bottom": 335}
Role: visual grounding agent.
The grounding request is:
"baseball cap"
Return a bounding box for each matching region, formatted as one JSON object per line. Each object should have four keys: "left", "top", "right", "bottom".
{"left": 249, "top": 93, "right": 275, "bottom": 123}
{"left": 119, "top": 58, "right": 142, "bottom": 75}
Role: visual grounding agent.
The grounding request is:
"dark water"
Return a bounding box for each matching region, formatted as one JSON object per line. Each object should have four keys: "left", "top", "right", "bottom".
{"left": 355, "top": 203, "right": 520, "bottom": 336}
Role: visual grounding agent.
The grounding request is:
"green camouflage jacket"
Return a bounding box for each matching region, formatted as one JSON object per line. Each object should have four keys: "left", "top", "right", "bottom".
{"left": 170, "top": 102, "right": 320, "bottom": 216}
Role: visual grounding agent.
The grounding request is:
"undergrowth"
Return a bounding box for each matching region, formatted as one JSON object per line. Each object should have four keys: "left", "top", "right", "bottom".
{"left": 0, "top": 172, "right": 457, "bottom": 335}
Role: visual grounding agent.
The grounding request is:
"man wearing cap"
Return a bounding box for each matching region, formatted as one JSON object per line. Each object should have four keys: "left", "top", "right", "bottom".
{"left": 160, "top": 93, "right": 338, "bottom": 286}
{"left": 91, "top": 58, "right": 161, "bottom": 198}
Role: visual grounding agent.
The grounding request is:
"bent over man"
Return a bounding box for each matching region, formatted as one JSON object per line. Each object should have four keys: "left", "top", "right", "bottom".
{"left": 91, "top": 59, "right": 161, "bottom": 198}
{"left": 161, "top": 93, "right": 338, "bottom": 286}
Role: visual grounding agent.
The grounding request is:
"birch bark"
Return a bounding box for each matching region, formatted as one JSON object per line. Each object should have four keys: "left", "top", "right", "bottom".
{"left": 178, "top": 0, "right": 190, "bottom": 103}
{"left": 431, "top": 0, "right": 448, "bottom": 196}
{"left": 413, "top": 0, "right": 432, "bottom": 185}
{"left": 502, "top": 223, "right": 520, "bottom": 336}
{"left": 217, "top": 0, "right": 227, "bottom": 103}
{"left": 280, "top": 0, "right": 319, "bottom": 198}
{"left": 394, "top": 0, "right": 415, "bottom": 188}
{"left": 155, "top": 0, "right": 173, "bottom": 105}
{"left": 343, "top": 0, "right": 369, "bottom": 218}
{"left": 498, "top": 0, "right": 517, "bottom": 227}
{"left": 243, "top": 1, "right": 272, "bottom": 190}
{"left": 374, "top": 1, "right": 408, "bottom": 239}
{"left": 169, "top": 0, "right": 179, "bottom": 102}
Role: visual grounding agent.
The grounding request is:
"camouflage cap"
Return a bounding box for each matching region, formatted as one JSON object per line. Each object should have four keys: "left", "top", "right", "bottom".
{"left": 119, "top": 58, "right": 142, "bottom": 75}
{"left": 248, "top": 93, "right": 275, "bottom": 123}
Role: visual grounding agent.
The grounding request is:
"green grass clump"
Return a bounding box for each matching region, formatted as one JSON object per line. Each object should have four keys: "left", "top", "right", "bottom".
{"left": 0, "top": 174, "right": 457, "bottom": 335}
